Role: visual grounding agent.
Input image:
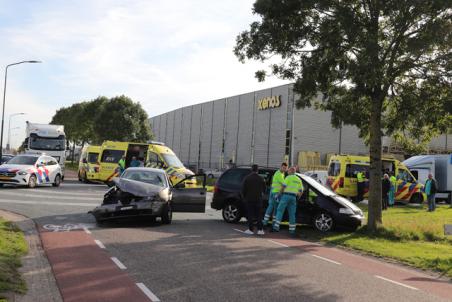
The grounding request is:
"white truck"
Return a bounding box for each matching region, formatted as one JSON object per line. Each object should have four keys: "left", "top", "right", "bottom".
{"left": 24, "top": 122, "right": 66, "bottom": 177}
{"left": 403, "top": 154, "right": 452, "bottom": 204}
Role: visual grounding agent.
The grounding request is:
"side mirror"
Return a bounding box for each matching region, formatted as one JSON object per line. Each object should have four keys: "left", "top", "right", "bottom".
{"left": 82, "top": 159, "right": 87, "bottom": 163}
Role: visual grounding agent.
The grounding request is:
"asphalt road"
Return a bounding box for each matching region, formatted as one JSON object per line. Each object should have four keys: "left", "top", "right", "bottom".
{"left": 0, "top": 180, "right": 450, "bottom": 302}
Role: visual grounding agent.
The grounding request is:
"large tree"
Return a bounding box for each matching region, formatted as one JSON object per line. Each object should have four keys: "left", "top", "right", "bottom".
{"left": 51, "top": 95, "right": 153, "bottom": 146}
{"left": 92, "top": 95, "right": 152, "bottom": 143}
{"left": 234, "top": 0, "right": 451, "bottom": 231}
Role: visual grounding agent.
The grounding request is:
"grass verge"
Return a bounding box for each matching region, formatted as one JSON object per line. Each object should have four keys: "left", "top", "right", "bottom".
{"left": 0, "top": 218, "right": 28, "bottom": 297}
{"left": 64, "top": 161, "right": 78, "bottom": 171}
{"left": 299, "top": 205, "right": 452, "bottom": 278}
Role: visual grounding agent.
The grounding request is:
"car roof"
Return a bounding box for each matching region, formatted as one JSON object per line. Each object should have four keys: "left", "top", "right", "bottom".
{"left": 124, "top": 167, "right": 166, "bottom": 173}
{"left": 233, "top": 166, "right": 278, "bottom": 170}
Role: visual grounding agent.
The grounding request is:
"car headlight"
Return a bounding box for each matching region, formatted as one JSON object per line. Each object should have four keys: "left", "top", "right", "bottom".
{"left": 339, "top": 208, "right": 354, "bottom": 215}
{"left": 18, "top": 171, "right": 28, "bottom": 175}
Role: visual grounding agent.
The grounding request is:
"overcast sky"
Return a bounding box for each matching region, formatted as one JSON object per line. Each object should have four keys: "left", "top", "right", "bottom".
{"left": 0, "top": 0, "right": 289, "bottom": 148}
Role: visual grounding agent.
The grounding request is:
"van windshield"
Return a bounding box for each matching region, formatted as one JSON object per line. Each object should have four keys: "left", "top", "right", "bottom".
{"left": 162, "top": 154, "right": 183, "bottom": 168}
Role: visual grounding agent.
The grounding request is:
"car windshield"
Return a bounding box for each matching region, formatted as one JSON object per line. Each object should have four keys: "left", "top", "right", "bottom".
{"left": 29, "top": 136, "right": 65, "bottom": 151}
{"left": 162, "top": 154, "right": 183, "bottom": 168}
{"left": 298, "top": 174, "right": 335, "bottom": 196}
{"left": 122, "top": 170, "right": 168, "bottom": 187}
{"left": 7, "top": 156, "right": 38, "bottom": 165}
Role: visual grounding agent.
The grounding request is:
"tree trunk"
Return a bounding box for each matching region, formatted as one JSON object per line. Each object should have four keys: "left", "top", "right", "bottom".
{"left": 71, "top": 142, "right": 76, "bottom": 164}
{"left": 367, "top": 97, "right": 383, "bottom": 233}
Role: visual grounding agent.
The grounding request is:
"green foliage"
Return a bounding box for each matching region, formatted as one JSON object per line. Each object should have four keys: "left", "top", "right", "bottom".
{"left": 51, "top": 95, "right": 153, "bottom": 145}
{"left": 234, "top": 0, "right": 451, "bottom": 231}
{"left": 0, "top": 219, "right": 28, "bottom": 296}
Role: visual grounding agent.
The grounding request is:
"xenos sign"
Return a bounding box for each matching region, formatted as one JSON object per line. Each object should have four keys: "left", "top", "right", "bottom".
{"left": 257, "top": 95, "right": 281, "bottom": 110}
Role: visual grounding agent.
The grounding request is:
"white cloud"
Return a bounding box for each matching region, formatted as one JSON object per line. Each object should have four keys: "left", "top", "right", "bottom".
{"left": 0, "top": 0, "right": 289, "bottom": 145}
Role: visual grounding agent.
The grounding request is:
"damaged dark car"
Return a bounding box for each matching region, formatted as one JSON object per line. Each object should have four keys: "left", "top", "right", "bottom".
{"left": 90, "top": 168, "right": 207, "bottom": 224}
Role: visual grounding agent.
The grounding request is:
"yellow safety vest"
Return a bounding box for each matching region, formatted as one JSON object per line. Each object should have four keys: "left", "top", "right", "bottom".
{"left": 357, "top": 172, "right": 365, "bottom": 183}
{"left": 271, "top": 170, "right": 285, "bottom": 193}
{"left": 283, "top": 175, "right": 303, "bottom": 195}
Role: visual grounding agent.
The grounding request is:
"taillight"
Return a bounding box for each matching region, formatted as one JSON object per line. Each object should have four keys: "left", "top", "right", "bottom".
{"left": 214, "top": 185, "right": 219, "bottom": 194}
{"left": 339, "top": 177, "right": 344, "bottom": 188}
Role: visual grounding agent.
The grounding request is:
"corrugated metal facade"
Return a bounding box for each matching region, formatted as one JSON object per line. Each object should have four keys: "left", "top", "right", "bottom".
{"left": 150, "top": 84, "right": 369, "bottom": 169}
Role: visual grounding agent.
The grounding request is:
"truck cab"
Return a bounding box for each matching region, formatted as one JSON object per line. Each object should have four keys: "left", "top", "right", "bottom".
{"left": 24, "top": 122, "right": 66, "bottom": 177}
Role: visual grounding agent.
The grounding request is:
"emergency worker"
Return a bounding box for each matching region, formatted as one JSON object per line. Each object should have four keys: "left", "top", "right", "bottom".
{"left": 118, "top": 155, "right": 126, "bottom": 175}
{"left": 263, "top": 162, "right": 288, "bottom": 226}
{"left": 272, "top": 167, "right": 304, "bottom": 235}
{"left": 356, "top": 170, "right": 365, "bottom": 201}
{"left": 389, "top": 173, "right": 397, "bottom": 206}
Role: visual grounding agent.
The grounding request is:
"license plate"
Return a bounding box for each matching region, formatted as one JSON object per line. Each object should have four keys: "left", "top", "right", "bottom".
{"left": 0, "top": 176, "right": 10, "bottom": 180}
{"left": 119, "top": 206, "right": 134, "bottom": 211}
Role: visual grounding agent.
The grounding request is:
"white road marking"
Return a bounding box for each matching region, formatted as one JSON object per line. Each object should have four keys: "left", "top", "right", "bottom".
{"left": 267, "top": 240, "right": 289, "bottom": 248}
{"left": 111, "top": 257, "right": 127, "bottom": 270}
{"left": 43, "top": 223, "right": 96, "bottom": 232}
{"left": 136, "top": 283, "right": 161, "bottom": 302}
{"left": 311, "top": 254, "right": 342, "bottom": 265}
{"left": 83, "top": 227, "right": 92, "bottom": 234}
{"left": 375, "top": 275, "right": 419, "bottom": 291}
{"left": 14, "top": 189, "right": 105, "bottom": 197}
{"left": 94, "top": 240, "right": 106, "bottom": 249}
{"left": 0, "top": 199, "right": 97, "bottom": 207}
{"left": 233, "top": 228, "right": 244, "bottom": 233}
{"left": 0, "top": 191, "right": 99, "bottom": 201}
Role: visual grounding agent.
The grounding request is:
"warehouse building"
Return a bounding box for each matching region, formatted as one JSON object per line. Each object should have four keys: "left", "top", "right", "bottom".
{"left": 149, "top": 83, "right": 370, "bottom": 170}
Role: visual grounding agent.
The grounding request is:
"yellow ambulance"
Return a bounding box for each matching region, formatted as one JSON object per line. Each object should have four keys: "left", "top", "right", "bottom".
{"left": 326, "top": 154, "right": 425, "bottom": 203}
{"left": 97, "top": 140, "right": 194, "bottom": 186}
{"left": 78, "top": 145, "right": 102, "bottom": 182}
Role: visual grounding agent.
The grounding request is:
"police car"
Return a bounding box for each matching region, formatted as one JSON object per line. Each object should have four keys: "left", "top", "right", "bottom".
{"left": 0, "top": 154, "right": 62, "bottom": 188}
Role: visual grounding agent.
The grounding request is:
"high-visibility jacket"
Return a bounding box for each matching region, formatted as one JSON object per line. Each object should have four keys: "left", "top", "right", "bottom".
{"left": 390, "top": 175, "right": 397, "bottom": 187}
{"left": 283, "top": 175, "right": 304, "bottom": 195}
{"left": 118, "top": 158, "right": 126, "bottom": 169}
{"left": 271, "top": 170, "right": 285, "bottom": 193}
{"left": 357, "top": 172, "right": 365, "bottom": 183}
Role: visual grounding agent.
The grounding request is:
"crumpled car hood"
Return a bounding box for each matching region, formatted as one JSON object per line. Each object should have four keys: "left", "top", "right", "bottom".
{"left": 113, "top": 178, "right": 170, "bottom": 201}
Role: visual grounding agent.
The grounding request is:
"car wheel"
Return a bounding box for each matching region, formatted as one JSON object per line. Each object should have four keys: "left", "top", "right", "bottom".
{"left": 208, "top": 173, "right": 214, "bottom": 179}
{"left": 28, "top": 175, "right": 37, "bottom": 188}
{"left": 161, "top": 204, "right": 172, "bottom": 224}
{"left": 313, "top": 212, "right": 334, "bottom": 232}
{"left": 222, "top": 201, "right": 242, "bottom": 223}
{"left": 78, "top": 171, "right": 82, "bottom": 182}
{"left": 52, "top": 174, "right": 61, "bottom": 187}
{"left": 409, "top": 193, "right": 422, "bottom": 204}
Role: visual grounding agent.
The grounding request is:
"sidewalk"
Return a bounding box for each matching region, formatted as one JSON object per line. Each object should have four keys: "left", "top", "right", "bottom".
{"left": 0, "top": 210, "right": 62, "bottom": 302}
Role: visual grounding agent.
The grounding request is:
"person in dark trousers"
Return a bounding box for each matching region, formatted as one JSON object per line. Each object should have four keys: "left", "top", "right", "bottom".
{"left": 382, "top": 173, "right": 390, "bottom": 210}
{"left": 425, "top": 173, "right": 438, "bottom": 212}
{"left": 241, "top": 164, "right": 266, "bottom": 235}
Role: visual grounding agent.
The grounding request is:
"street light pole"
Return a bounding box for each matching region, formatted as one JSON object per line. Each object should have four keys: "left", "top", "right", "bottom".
{"left": 7, "top": 112, "right": 25, "bottom": 151}
{"left": 1, "top": 60, "right": 41, "bottom": 159}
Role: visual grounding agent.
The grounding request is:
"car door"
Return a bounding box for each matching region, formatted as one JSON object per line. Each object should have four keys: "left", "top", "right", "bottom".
{"left": 46, "top": 157, "right": 59, "bottom": 182}
{"left": 297, "top": 180, "right": 318, "bottom": 224}
{"left": 171, "top": 174, "right": 206, "bottom": 213}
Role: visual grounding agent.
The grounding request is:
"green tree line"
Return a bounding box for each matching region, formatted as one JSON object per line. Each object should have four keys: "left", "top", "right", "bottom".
{"left": 51, "top": 95, "right": 153, "bottom": 158}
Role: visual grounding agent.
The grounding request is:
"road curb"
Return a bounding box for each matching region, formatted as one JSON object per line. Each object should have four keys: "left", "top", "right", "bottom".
{"left": 0, "top": 209, "right": 63, "bottom": 302}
